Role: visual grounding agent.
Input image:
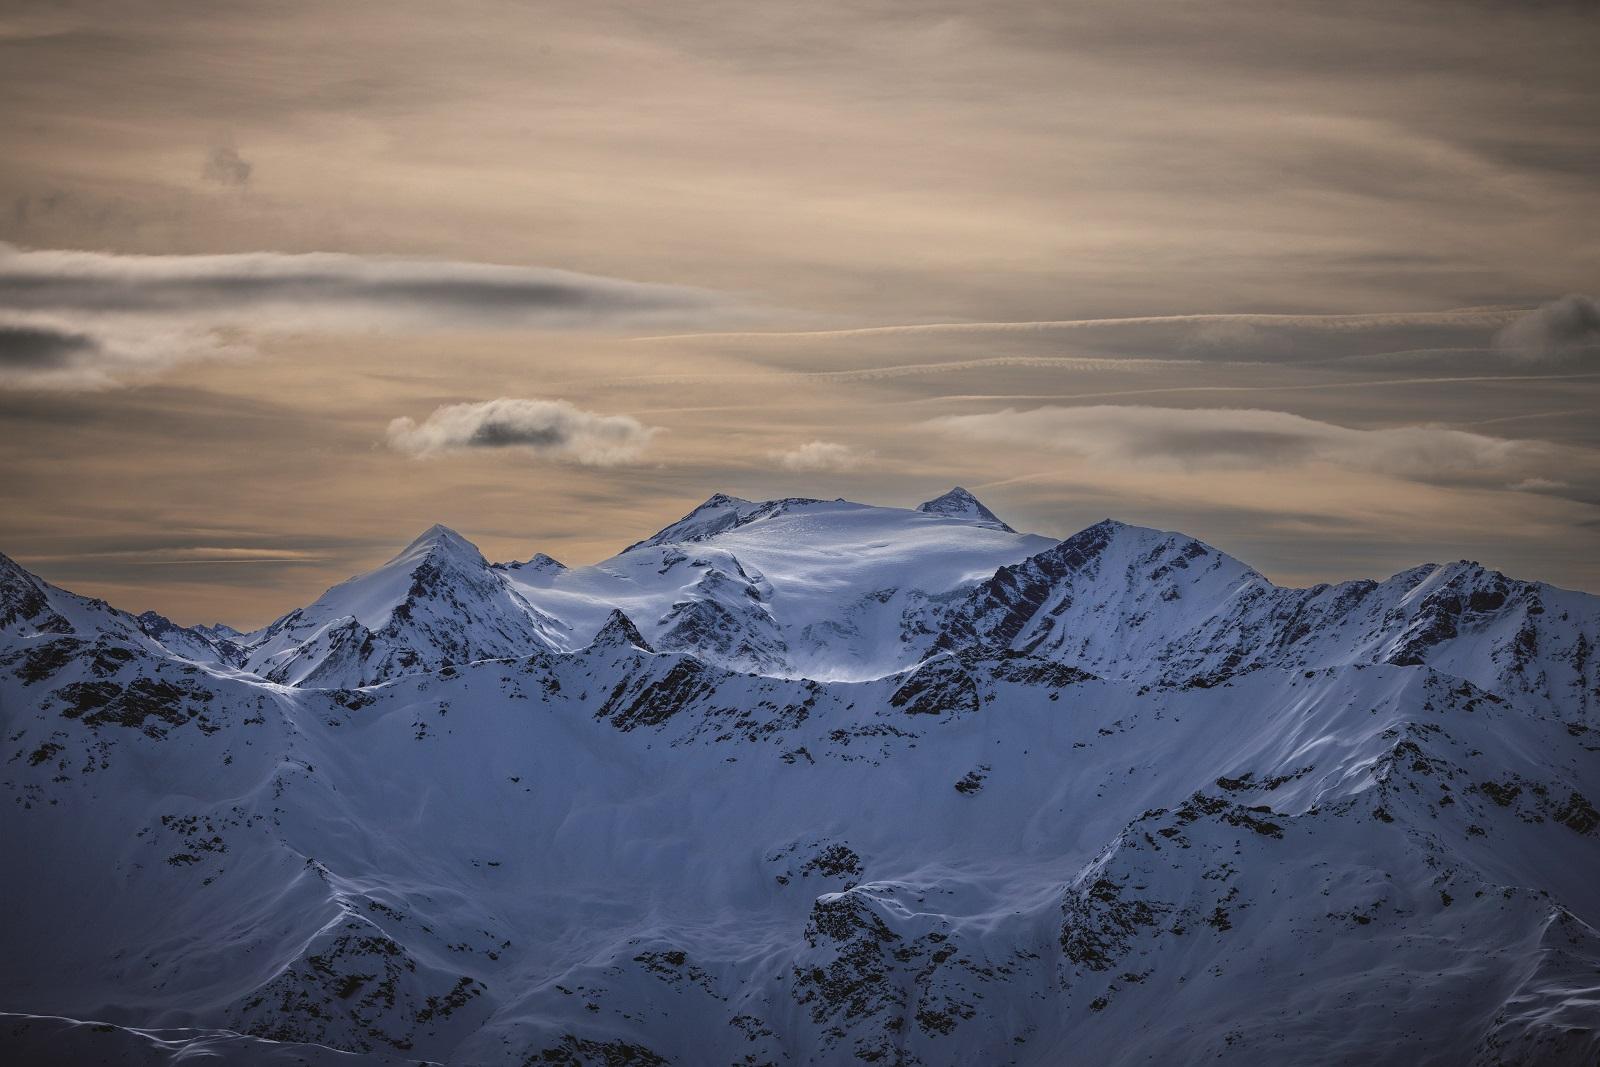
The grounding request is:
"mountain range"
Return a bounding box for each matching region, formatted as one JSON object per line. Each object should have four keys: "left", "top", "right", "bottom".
{"left": 2, "top": 488, "right": 1596, "bottom": 1065}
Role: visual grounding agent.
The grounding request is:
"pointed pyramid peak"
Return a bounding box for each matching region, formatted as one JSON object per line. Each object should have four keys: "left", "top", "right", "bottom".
{"left": 587, "top": 609, "right": 653, "bottom": 653}
{"left": 916, "top": 487, "right": 1014, "bottom": 532}
{"left": 408, "top": 522, "right": 466, "bottom": 545}
{"left": 393, "top": 523, "right": 485, "bottom": 564}
{"left": 923, "top": 486, "right": 979, "bottom": 506}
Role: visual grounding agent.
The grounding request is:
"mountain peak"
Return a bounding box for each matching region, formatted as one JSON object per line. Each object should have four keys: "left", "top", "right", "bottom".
{"left": 916, "top": 487, "right": 1015, "bottom": 532}
{"left": 392, "top": 524, "right": 485, "bottom": 566}
{"left": 630, "top": 493, "right": 762, "bottom": 550}
{"left": 588, "top": 608, "right": 653, "bottom": 653}
{"left": 0, "top": 551, "right": 53, "bottom": 630}
{"left": 197, "top": 621, "right": 244, "bottom": 639}
{"left": 0, "top": 551, "right": 43, "bottom": 590}
{"left": 135, "top": 609, "right": 179, "bottom": 636}
{"left": 496, "top": 552, "right": 567, "bottom": 575}
{"left": 405, "top": 522, "right": 469, "bottom": 547}
{"left": 1049, "top": 518, "right": 1245, "bottom": 572}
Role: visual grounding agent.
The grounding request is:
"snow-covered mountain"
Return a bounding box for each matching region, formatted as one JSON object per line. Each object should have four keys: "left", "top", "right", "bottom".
{"left": 501, "top": 491, "right": 1056, "bottom": 679}
{"left": 935, "top": 518, "right": 1598, "bottom": 717}
{"left": 235, "top": 524, "right": 568, "bottom": 688}
{"left": 1, "top": 491, "right": 1597, "bottom": 1066}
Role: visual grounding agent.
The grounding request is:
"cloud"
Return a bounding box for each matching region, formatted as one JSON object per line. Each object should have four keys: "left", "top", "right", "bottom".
{"left": 202, "top": 142, "right": 252, "bottom": 186}
{"left": 25, "top": 546, "right": 329, "bottom": 566}
{"left": 0, "top": 243, "right": 744, "bottom": 389}
{"left": 644, "top": 307, "right": 1544, "bottom": 373}
{"left": 929, "top": 405, "right": 1557, "bottom": 489}
{"left": 0, "top": 312, "right": 245, "bottom": 390}
{"left": 770, "top": 440, "right": 869, "bottom": 472}
{"left": 386, "top": 398, "right": 658, "bottom": 466}
{"left": 1495, "top": 295, "right": 1600, "bottom": 361}
{"left": 0, "top": 322, "right": 98, "bottom": 369}
{"left": 1179, "top": 319, "right": 1276, "bottom": 359}
{"left": 0, "top": 243, "right": 734, "bottom": 324}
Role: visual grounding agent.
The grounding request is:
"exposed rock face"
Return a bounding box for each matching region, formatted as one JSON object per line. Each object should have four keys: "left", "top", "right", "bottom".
{"left": 0, "top": 552, "right": 62, "bottom": 633}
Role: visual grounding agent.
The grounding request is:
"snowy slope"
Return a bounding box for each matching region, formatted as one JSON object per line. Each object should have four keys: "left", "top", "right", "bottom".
{"left": 2, "top": 499, "right": 1598, "bottom": 1066}
{"left": 0, "top": 1013, "right": 426, "bottom": 1066}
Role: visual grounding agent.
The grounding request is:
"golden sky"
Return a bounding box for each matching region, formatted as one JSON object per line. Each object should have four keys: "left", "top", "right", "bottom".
{"left": 2, "top": 0, "right": 1598, "bottom": 625}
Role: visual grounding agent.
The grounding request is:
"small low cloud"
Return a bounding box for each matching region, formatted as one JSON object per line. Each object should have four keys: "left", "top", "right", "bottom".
{"left": 0, "top": 243, "right": 743, "bottom": 389}
{"left": 387, "top": 398, "right": 659, "bottom": 466}
{"left": 770, "top": 440, "right": 869, "bottom": 472}
{"left": 1495, "top": 295, "right": 1600, "bottom": 360}
{"left": 202, "top": 141, "right": 253, "bottom": 187}
{"left": 929, "top": 405, "right": 1556, "bottom": 489}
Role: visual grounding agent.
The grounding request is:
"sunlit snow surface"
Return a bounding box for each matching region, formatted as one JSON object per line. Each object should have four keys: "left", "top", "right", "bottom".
{"left": 2, "top": 491, "right": 1597, "bottom": 1065}
{"left": 502, "top": 493, "right": 1056, "bottom": 679}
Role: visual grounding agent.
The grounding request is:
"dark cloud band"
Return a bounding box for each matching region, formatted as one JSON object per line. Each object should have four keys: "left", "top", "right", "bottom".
{"left": 0, "top": 323, "right": 98, "bottom": 369}
{"left": 929, "top": 404, "right": 1575, "bottom": 493}
{"left": 0, "top": 243, "right": 734, "bottom": 322}
{"left": 0, "top": 244, "right": 745, "bottom": 389}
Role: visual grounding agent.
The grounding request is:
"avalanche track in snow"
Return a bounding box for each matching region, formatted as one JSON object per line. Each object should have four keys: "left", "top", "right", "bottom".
{"left": 2, "top": 489, "right": 1597, "bottom": 1066}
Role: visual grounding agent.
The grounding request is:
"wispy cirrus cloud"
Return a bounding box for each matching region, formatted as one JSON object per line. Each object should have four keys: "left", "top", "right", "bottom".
{"left": 0, "top": 243, "right": 745, "bottom": 389}
{"left": 641, "top": 307, "right": 1557, "bottom": 376}
{"left": 386, "top": 398, "right": 659, "bottom": 466}
{"left": 929, "top": 405, "right": 1565, "bottom": 491}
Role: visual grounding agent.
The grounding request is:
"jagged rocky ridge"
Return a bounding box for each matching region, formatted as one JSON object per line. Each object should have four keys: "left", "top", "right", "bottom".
{"left": 933, "top": 519, "right": 1598, "bottom": 717}
{"left": 1, "top": 490, "right": 1597, "bottom": 1066}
